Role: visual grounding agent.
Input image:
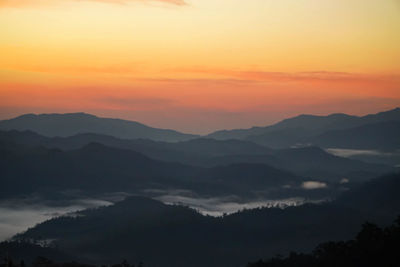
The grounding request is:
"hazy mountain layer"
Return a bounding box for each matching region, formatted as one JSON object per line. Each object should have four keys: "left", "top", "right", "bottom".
{"left": 207, "top": 108, "right": 400, "bottom": 149}
{"left": 0, "top": 113, "right": 197, "bottom": 142}
{"left": 0, "top": 130, "right": 392, "bottom": 183}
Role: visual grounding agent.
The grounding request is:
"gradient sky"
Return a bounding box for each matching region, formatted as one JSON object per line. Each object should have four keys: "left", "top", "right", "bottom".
{"left": 0, "top": 0, "right": 399, "bottom": 134}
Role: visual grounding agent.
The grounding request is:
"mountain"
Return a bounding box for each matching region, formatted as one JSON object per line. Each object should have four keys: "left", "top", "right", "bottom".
{"left": 0, "top": 130, "right": 271, "bottom": 158}
{"left": 11, "top": 173, "right": 400, "bottom": 267}
{"left": 0, "top": 141, "right": 309, "bottom": 199}
{"left": 0, "top": 142, "right": 197, "bottom": 197}
{"left": 1, "top": 130, "right": 392, "bottom": 183}
{"left": 0, "top": 242, "right": 74, "bottom": 265}
{"left": 336, "top": 172, "right": 400, "bottom": 217}
{"left": 207, "top": 108, "right": 400, "bottom": 149}
{"left": 311, "top": 121, "right": 400, "bottom": 150}
{"left": 0, "top": 113, "right": 197, "bottom": 142}
{"left": 270, "top": 146, "right": 391, "bottom": 182}
{"left": 203, "top": 146, "right": 392, "bottom": 183}
{"left": 1, "top": 130, "right": 392, "bottom": 184}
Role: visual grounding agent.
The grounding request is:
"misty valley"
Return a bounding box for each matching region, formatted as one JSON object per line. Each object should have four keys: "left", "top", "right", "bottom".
{"left": 0, "top": 108, "right": 399, "bottom": 267}
{"left": 2, "top": 0, "right": 400, "bottom": 265}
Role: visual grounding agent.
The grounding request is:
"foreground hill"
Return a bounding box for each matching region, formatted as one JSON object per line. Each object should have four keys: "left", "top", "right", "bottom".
{"left": 11, "top": 173, "right": 400, "bottom": 267}
{"left": 247, "top": 216, "right": 400, "bottom": 267}
{"left": 0, "top": 113, "right": 197, "bottom": 142}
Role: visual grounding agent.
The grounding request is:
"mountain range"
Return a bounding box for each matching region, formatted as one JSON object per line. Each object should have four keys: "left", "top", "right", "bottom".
{"left": 0, "top": 113, "right": 197, "bottom": 142}
{"left": 1, "top": 108, "right": 399, "bottom": 150}
{"left": 0, "top": 129, "right": 392, "bottom": 199}
{"left": 8, "top": 173, "right": 400, "bottom": 267}
{"left": 1, "top": 107, "right": 400, "bottom": 267}
{"left": 207, "top": 107, "right": 400, "bottom": 149}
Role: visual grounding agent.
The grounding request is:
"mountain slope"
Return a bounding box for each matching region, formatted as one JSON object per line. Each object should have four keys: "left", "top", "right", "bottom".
{"left": 13, "top": 173, "right": 400, "bottom": 267}
{"left": 0, "top": 142, "right": 197, "bottom": 197}
{"left": 206, "top": 108, "right": 400, "bottom": 148}
{"left": 0, "top": 113, "right": 197, "bottom": 142}
{"left": 0, "top": 130, "right": 392, "bottom": 183}
{"left": 0, "top": 141, "right": 308, "bottom": 199}
{"left": 312, "top": 121, "right": 400, "bottom": 150}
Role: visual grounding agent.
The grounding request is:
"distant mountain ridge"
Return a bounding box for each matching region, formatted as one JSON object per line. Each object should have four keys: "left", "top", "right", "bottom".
{"left": 0, "top": 129, "right": 392, "bottom": 183}
{"left": 312, "top": 121, "right": 400, "bottom": 150}
{"left": 0, "top": 113, "right": 197, "bottom": 142}
{"left": 0, "top": 140, "right": 312, "bottom": 199}
{"left": 207, "top": 107, "right": 400, "bottom": 149}
{"left": 1, "top": 107, "right": 399, "bottom": 147}
{"left": 208, "top": 107, "right": 400, "bottom": 138}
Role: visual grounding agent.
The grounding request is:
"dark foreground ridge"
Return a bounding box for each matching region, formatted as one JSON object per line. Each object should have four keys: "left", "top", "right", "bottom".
{"left": 247, "top": 216, "right": 400, "bottom": 267}
{"left": 2, "top": 216, "right": 400, "bottom": 267}
{"left": 1, "top": 173, "right": 399, "bottom": 267}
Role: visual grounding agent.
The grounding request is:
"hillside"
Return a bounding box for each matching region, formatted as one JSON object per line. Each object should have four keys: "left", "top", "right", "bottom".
{"left": 0, "top": 113, "right": 197, "bottom": 142}
{"left": 11, "top": 173, "right": 400, "bottom": 267}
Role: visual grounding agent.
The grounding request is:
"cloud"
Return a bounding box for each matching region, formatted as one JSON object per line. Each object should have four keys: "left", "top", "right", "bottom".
{"left": 326, "top": 148, "right": 393, "bottom": 158}
{"left": 173, "top": 67, "right": 400, "bottom": 85}
{"left": 301, "top": 181, "right": 328, "bottom": 190}
{"left": 0, "top": 197, "right": 113, "bottom": 241}
{"left": 154, "top": 193, "right": 307, "bottom": 216}
{"left": 0, "top": 0, "right": 187, "bottom": 8}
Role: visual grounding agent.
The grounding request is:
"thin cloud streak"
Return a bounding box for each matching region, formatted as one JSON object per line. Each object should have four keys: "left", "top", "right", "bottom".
{"left": 172, "top": 67, "right": 400, "bottom": 85}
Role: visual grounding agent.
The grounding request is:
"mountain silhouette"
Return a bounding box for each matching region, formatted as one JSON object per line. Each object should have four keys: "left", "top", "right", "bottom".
{"left": 207, "top": 107, "right": 400, "bottom": 149}
{"left": 0, "top": 141, "right": 312, "bottom": 199}
{"left": 311, "top": 121, "right": 400, "bottom": 150}
{"left": 11, "top": 173, "right": 400, "bottom": 267}
{"left": 1, "top": 129, "right": 392, "bottom": 184}
{"left": 0, "top": 113, "right": 197, "bottom": 142}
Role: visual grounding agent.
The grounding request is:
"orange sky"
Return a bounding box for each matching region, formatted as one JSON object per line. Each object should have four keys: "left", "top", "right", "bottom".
{"left": 0, "top": 0, "right": 399, "bottom": 134}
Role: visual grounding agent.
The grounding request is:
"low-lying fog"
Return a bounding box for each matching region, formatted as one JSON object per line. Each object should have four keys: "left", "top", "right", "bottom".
{"left": 326, "top": 148, "right": 394, "bottom": 158}
{"left": 0, "top": 197, "right": 114, "bottom": 241}
{"left": 155, "top": 194, "right": 310, "bottom": 217}
{"left": 0, "top": 191, "right": 326, "bottom": 242}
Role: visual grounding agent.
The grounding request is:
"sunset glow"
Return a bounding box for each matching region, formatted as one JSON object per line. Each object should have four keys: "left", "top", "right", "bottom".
{"left": 1, "top": 0, "right": 399, "bottom": 133}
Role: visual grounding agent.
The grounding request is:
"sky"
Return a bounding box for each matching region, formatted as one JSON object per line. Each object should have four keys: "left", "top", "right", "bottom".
{"left": 0, "top": 0, "right": 399, "bottom": 134}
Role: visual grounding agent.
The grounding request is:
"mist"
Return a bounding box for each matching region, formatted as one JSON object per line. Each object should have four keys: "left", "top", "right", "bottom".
{"left": 0, "top": 197, "right": 113, "bottom": 241}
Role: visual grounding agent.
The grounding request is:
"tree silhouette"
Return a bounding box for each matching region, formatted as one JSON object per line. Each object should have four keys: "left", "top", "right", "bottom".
{"left": 247, "top": 216, "right": 400, "bottom": 267}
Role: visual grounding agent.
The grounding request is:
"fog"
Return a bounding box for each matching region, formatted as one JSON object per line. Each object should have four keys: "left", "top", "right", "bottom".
{"left": 325, "top": 148, "right": 392, "bottom": 158}
{"left": 0, "top": 197, "right": 113, "bottom": 241}
{"left": 155, "top": 194, "right": 310, "bottom": 216}
{"left": 0, "top": 191, "right": 324, "bottom": 241}
{"left": 301, "top": 181, "right": 328, "bottom": 190}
